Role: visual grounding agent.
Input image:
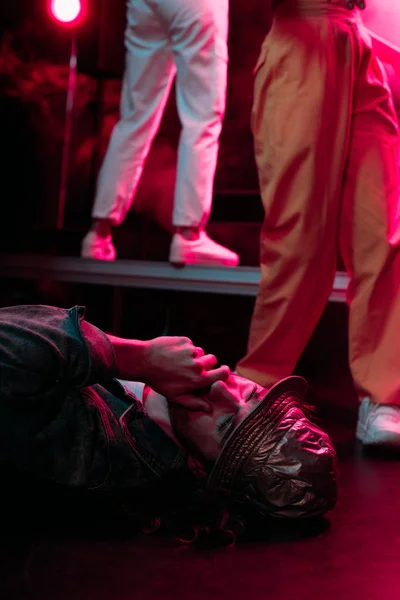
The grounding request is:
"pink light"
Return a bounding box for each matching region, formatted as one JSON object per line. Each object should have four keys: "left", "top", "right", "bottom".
{"left": 361, "top": 1, "right": 400, "bottom": 50}
{"left": 50, "top": 0, "right": 82, "bottom": 24}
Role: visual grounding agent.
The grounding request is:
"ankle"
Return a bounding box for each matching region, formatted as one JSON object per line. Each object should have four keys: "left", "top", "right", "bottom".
{"left": 91, "top": 219, "right": 113, "bottom": 238}
{"left": 176, "top": 227, "right": 201, "bottom": 241}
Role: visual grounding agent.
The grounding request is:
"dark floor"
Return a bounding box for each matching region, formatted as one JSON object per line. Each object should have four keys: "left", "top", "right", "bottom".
{"left": 1, "top": 420, "right": 400, "bottom": 600}
{"left": 0, "top": 228, "right": 396, "bottom": 600}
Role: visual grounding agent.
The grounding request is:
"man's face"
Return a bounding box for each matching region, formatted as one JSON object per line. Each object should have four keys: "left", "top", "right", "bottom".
{"left": 167, "top": 374, "right": 265, "bottom": 462}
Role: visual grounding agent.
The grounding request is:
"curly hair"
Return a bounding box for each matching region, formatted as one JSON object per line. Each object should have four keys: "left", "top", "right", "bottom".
{"left": 0, "top": 459, "right": 242, "bottom": 545}
{"left": 114, "top": 468, "right": 247, "bottom": 546}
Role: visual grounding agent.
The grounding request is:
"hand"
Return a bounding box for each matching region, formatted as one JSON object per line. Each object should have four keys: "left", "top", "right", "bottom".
{"left": 344, "top": 0, "right": 365, "bottom": 9}
{"left": 143, "top": 336, "right": 230, "bottom": 400}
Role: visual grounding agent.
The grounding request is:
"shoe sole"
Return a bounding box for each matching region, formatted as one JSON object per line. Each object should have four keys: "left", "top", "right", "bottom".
{"left": 81, "top": 253, "right": 116, "bottom": 261}
{"left": 356, "top": 422, "right": 400, "bottom": 447}
{"left": 169, "top": 252, "right": 239, "bottom": 268}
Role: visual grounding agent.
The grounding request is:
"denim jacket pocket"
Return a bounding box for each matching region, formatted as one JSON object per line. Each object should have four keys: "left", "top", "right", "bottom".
{"left": 119, "top": 403, "right": 188, "bottom": 480}
{"left": 79, "top": 389, "right": 115, "bottom": 491}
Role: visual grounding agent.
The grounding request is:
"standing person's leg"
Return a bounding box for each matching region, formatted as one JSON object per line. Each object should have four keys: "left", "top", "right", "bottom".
{"left": 237, "top": 16, "right": 356, "bottom": 387}
{"left": 160, "top": 0, "right": 239, "bottom": 266}
{"left": 82, "top": 0, "right": 176, "bottom": 260}
{"left": 338, "top": 28, "right": 400, "bottom": 444}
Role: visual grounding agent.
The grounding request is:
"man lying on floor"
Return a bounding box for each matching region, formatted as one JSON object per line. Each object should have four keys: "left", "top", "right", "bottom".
{"left": 0, "top": 304, "right": 338, "bottom": 544}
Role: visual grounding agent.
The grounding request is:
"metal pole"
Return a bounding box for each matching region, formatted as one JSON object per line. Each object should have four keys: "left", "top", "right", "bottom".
{"left": 57, "top": 32, "right": 78, "bottom": 230}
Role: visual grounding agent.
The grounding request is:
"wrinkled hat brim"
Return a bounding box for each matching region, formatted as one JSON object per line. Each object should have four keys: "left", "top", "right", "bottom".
{"left": 207, "top": 376, "right": 309, "bottom": 488}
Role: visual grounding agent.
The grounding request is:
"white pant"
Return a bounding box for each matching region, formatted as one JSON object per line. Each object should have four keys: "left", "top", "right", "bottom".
{"left": 92, "top": 0, "right": 229, "bottom": 229}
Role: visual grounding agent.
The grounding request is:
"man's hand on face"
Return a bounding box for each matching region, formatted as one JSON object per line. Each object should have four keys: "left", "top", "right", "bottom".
{"left": 166, "top": 375, "right": 262, "bottom": 462}
{"left": 144, "top": 336, "right": 230, "bottom": 405}
{"left": 344, "top": 0, "right": 365, "bottom": 10}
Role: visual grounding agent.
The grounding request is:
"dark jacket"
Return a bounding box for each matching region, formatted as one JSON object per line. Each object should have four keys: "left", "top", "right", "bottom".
{"left": 0, "top": 305, "right": 188, "bottom": 493}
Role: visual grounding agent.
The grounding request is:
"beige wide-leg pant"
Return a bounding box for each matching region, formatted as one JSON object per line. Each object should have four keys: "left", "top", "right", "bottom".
{"left": 237, "top": 1, "right": 400, "bottom": 406}
{"left": 92, "top": 0, "right": 228, "bottom": 229}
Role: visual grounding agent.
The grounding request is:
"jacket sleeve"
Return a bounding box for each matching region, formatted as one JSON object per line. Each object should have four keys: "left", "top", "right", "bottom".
{"left": 0, "top": 305, "right": 118, "bottom": 398}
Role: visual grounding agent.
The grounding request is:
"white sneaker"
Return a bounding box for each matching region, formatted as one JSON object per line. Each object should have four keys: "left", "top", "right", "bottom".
{"left": 81, "top": 231, "right": 116, "bottom": 261}
{"left": 356, "top": 397, "right": 400, "bottom": 447}
{"left": 169, "top": 232, "right": 239, "bottom": 267}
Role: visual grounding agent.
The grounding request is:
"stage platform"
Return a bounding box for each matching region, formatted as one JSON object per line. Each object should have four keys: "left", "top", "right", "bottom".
{"left": 0, "top": 253, "right": 349, "bottom": 302}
